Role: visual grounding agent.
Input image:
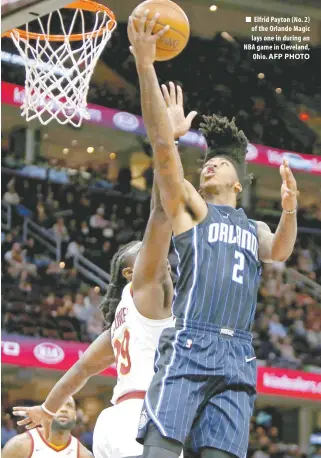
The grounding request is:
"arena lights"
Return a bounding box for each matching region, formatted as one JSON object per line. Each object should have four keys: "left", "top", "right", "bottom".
{"left": 209, "top": 5, "right": 217, "bottom": 11}
{"left": 94, "top": 286, "right": 100, "bottom": 293}
{"left": 59, "top": 262, "right": 65, "bottom": 269}
{"left": 87, "top": 147, "right": 94, "bottom": 154}
{"left": 109, "top": 152, "right": 116, "bottom": 160}
{"left": 71, "top": 140, "right": 78, "bottom": 147}
{"left": 299, "top": 112, "right": 310, "bottom": 121}
{"left": 43, "top": 134, "right": 49, "bottom": 140}
{"left": 63, "top": 148, "right": 69, "bottom": 155}
{"left": 275, "top": 87, "right": 283, "bottom": 94}
{"left": 258, "top": 73, "right": 265, "bottom": 79}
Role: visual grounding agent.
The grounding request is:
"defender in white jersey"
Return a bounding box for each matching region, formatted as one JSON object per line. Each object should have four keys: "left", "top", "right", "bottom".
{"left": 13, "top": 178, "right": 176, "bottom": 458}
{"left": 93, "top": 282, "right": 173, "bottom": 457}
{"left": 4, "top": 397, "right": 92, "bottom": 458}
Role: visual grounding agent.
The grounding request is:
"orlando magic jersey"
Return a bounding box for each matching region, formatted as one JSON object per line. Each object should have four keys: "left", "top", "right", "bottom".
{"left": 172, "top": 204, "right": 262, "bottom": 331}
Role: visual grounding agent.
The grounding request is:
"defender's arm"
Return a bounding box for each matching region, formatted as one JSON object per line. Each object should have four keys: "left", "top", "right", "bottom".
{"left": 13, "top": 330, "right": 115, "bottom": 435}
{"left": 132, "top": 177, "right": 173, "bottom": 318}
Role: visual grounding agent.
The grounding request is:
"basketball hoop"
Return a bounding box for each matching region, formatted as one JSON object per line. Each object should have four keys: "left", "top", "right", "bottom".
{"left": 3, "top": 0, "right": 116, "bottom": 127}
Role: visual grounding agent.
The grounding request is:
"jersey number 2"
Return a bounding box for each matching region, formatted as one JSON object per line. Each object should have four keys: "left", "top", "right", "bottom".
{"left": 232, "top": 251, "right": 245, "bottom": 284}
{"left": 114, "top": 329, "right": 131, "bottom": 375}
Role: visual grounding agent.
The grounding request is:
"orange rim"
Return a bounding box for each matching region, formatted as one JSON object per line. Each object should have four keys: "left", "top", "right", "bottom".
{"left": 2, "top": 0, "right": 116, "bottom": 41}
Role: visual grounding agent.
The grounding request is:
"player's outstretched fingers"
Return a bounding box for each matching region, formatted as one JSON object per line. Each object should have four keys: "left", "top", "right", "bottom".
{"left": 285, "top": 164, "right": 295, "bottom": 185}
{"left": 146, "top": 12, "right": 159, "bottom": 35}
{"left": 127, "top": 17, "right": 137, "bottom": 41}
{"left": 153, "top": 24, "right": 170, "bottom": 41}
{"left": 176, "top": 85, "right": 183, "bottom": 106}
{"left": 12, "top": 408, "right": 25, "bottom": 416}
{"left": 162, "top": 84, "right": 171, "bottom": 106}
{"left": 17, "top": 417, "right": 32, "bottom": 427}
{"left": 169, "top": 81, "right": 176, "bottom": 104}
{"left": 138, "top": 9, "right": 149, "bottom": 34}
{"left": 280, "top": 164, "right": 285, "bottom": 176}
{"left": 186, "top": 110, "right": 198, "bottom": 125}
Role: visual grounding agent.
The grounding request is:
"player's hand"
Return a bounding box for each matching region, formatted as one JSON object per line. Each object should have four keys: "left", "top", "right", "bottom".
{"left": 280, "top": 159, "right": 299, "bottom": 212}
{"left": 13, "top": 405, "right": 52, "bottom": 439}
{"left": 127, "top": 10, "right": 170, "bottom": 67}
{"left": 161, "top": 82, "right": 197, "bottom": 139}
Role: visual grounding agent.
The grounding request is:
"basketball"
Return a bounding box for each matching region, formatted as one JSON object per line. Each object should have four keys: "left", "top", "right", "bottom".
{"left": 131, "top": 0, "right": 190, "bottom": 61}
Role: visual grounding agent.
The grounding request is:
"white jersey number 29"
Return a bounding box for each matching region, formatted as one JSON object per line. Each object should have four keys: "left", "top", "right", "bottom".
{"left": 232, "top": 251, "right": 245, "bottom": 284}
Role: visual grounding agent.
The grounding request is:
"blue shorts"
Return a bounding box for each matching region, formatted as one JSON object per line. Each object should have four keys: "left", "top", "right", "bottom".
{"left": 137, "top": 319, "right": 257, "bottom": 458}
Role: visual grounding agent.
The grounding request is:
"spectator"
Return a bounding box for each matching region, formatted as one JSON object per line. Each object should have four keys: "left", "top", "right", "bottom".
{"left": 1, "top": 416, "right": 17, "bottom": 448}
{"left": 55, "top": 294, "right": 74, "bottom": 317}
{"left": 269, "top": 314, "right": 287, "bottom": 339}
{"left": 64, "top": 268, "right": 82, "bottom": 292}
{"left": 307, "top": 321, "right": 321, "bottom": 350}
{"left": 80, "top": 221, "right": 90, "bottom": 236}
{"left": 73, "top": 293, "right": 91, "bottom": 322}
{"left": 4, "top": 242, "right": 37, "bottom": 277}
{"left": 89, "top": 207, "right": 109, "bottom": 229}
{"left": 35, "top": 202, "right": 49, "bottom": 226}
{"left": 86, "top": 308, "right": 104, "bottom": 341}
{"left": 96, "top": 241, "right": 113, "bottom": 271}
{"left": 66, "top": 239, "right": 85, "bottom": 260}
{"left": 1, "top": 233, "right": 13, "bottom": 261}
{"left": 51, "top": 217, "right": 70, "bottom": 241}
{"left": 84, "top": 287, "right": 102, "bottom": 311}
{"left": 45, "top": 189, "right": 59, "bottom": 215}
{"left": 269, "top": 426, "right": 280, "bottom": 443}
{"left": 79, "top": 424, "right": 94, "bottom": 451}
{"left": 253, "top": 445, "right": 270, "bottom": 458}
{"left": 3, "top": 180, "right": 20, "bottom": 205}
{"left": 43, "top": 292, "right": 58, "bottom": 313}
{"left": 276, "top": 337, "right": 299, "bottom": 363}
{"left": 18, "top": 271, "right": 32, "bottom": 293}
{"left": 76, "top": 196, "right": 91, "bottom": 223}
{"left": 23, "top": 238, "right": 37, "bottom": 263}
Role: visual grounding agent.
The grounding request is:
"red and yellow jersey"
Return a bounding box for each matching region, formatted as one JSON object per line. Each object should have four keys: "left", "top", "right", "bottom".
{"left": 110, "top": 283, "right": 174, "bottom": 404}
{"left": 27, "top": 428, "right": 79, "bottom": 457}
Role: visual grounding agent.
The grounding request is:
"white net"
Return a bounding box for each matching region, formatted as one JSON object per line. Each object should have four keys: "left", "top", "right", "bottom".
{"left": 9, "top": 3, "right": 116, "bottom": 127}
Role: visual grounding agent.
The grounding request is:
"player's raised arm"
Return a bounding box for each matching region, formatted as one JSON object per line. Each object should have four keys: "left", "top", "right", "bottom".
{"left": 257, "top": 159, "right": 298, "bottom": 262}
{"left": 127, "top": 11, "right": 206, "bottom": 225}
{"left": 13, "top": 329, "right": 114, "bottom": 437}
{"left": 132, "top": 176, "right": 173, "bottom": 318}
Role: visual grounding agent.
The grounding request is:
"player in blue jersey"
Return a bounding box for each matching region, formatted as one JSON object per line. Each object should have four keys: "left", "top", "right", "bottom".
{"left": 128, "top": 11, "right": 299, "bottom": 458}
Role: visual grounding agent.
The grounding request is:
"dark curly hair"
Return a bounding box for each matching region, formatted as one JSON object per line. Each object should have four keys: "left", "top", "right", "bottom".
{"left": 100, "top": 241, "right": 141, "bottom": 329}
{"left": 199, "top": 114, "right": 253, "bottom": 187}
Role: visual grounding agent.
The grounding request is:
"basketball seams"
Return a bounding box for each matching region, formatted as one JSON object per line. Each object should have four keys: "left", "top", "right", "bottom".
{"left": 132, "top": 0, "right": 190, "bottom": 60}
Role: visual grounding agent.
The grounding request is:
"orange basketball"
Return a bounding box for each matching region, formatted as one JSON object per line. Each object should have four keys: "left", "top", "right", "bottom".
{"left": 132, "top": 0, "right": 190, "bottom": 61}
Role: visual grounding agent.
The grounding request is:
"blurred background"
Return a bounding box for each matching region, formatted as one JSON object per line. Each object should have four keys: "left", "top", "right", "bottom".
{"left": 1, "top": 0, "right": 321, "bottom": 456}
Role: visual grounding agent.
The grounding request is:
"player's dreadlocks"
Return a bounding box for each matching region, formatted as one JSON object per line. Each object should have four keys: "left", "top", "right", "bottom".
{"left": 199, "top": 114, "right": 253, "bottom": 187}
{"left": 100, "top": 241, "right": 141, "bottom": 329}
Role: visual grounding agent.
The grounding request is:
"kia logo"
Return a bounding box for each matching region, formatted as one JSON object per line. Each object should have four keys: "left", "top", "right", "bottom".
{"left": 1, "top": 341, "right": 20, "bottom": 356}
{"left": 34, "top": 342, "right": 65, "bottom": 364}
{"left": 113, "top": 112, "right": 139, "bottom": 132}
{"left": 246, "top": 144, "right": 258, "bottom": 161}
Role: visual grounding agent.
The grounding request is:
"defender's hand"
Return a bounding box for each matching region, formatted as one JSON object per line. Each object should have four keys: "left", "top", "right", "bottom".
{"left": 127, "top": 10, "right": 169, "bottom": 67}
{"left": 280, "top": 159, "right": 299, "bottom": 212}
{"left": 13, "top": 405, "right": 52, "bottom": 439}
{"left": 161, "top": 82, "right": 197, "bottom": 139}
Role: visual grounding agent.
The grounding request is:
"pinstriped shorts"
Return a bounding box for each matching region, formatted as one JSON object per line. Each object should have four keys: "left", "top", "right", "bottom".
{"left": 137, "top": 321, "right": 257, "bottom": 458}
